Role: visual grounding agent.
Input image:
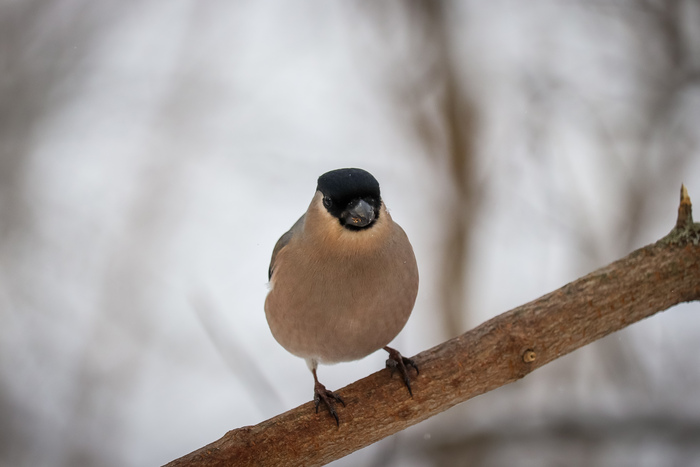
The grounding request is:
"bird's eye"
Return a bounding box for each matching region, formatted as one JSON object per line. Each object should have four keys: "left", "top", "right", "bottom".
{"left": 323, "top": 196, "right": 333, "bottom": 208}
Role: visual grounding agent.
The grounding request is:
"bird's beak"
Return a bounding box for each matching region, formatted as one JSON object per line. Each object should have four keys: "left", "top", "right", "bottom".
{"left": 343, "top": 199, "right": 375, "bottom": 228}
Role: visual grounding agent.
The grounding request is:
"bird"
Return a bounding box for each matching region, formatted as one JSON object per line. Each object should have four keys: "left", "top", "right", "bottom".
{"left": 264, "top": 167, "right": 419, "bottom": 425}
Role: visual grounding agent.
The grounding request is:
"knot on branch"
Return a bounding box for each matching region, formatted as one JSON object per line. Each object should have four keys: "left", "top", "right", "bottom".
{"left": 522, "top": 349, "right": 537, "bottom": 363}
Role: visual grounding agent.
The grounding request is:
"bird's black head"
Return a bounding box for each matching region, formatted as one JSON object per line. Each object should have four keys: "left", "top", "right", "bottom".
{"left": 317, "top": 168, "right": 381, "bottom": 230}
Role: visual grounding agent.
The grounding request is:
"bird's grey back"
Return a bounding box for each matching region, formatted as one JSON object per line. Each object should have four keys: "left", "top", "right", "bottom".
{"left": 268, "top": 214, "right": 305, "bottom": 280}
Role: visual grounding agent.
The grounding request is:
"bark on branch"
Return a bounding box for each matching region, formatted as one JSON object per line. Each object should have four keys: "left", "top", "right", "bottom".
{"left": 165, "top": 185, "right": 700, "bottom": 467}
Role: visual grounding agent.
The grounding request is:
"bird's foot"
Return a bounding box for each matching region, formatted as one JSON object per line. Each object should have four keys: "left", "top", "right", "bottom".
{"left": 313, "top": 381, "right": 346, "bottom": 426}
{"left": 384, "top": 346, "right": 419, "bottom": 397}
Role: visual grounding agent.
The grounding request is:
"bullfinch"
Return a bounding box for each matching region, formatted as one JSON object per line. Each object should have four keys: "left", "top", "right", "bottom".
{"left": 265, "top": 168, "right": 419, "bottom": 425}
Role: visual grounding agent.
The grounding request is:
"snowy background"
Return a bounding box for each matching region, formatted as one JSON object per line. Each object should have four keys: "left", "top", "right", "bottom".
{"left": 2, "top": 1, "right": 700, "bottom": 466}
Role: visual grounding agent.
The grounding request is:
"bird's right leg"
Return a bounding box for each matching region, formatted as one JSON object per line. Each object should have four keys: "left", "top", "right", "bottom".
{"left": 384, "top": 346, "right": 419, "bottom": 396}
{"left": 312, "top": 367, "right": 346, "bottom": 426}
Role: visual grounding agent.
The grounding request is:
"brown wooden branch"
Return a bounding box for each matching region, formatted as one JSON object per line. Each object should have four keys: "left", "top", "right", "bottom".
{"left": 165, "top": 185, "right": 700, "bottom": 467}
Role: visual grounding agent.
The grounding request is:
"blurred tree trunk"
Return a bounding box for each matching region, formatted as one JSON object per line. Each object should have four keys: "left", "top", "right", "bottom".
{"left": 415, "top": 1, "right": 480, "bottom": 338}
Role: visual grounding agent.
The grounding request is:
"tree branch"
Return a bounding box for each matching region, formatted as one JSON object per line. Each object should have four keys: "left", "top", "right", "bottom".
{"left": 165, "top": 185, "right": 700, "bottom": 467}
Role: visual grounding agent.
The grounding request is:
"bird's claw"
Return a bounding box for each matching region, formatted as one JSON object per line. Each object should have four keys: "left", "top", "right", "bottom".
{"left": 384, "top": 346, "right": 419, "bottom": 397}
{"left": 314, "top": 382, "right": 346, "bottom": 426}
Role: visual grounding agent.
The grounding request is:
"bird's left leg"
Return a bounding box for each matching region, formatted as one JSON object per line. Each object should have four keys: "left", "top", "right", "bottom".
{"left": 383, "top": 346, "right": 419, "bottom": 396}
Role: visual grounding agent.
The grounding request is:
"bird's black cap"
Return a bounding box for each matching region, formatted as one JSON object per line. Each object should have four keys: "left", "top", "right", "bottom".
{"left": 317, "top": 168, "right": 380, "bottom": 201}
{"left": 317, "top": 168, "right": 381, "bottom": 227}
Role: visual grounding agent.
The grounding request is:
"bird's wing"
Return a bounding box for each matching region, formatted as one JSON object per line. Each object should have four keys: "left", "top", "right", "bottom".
{"left": 268, "top": 214, "right": 305, "bottom": 280}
